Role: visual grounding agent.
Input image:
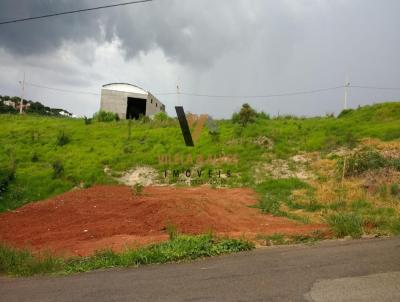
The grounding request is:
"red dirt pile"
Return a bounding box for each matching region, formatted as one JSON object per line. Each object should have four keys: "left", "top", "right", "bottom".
{"left": 0, "top": 186, "right": 326, "bottom": 256}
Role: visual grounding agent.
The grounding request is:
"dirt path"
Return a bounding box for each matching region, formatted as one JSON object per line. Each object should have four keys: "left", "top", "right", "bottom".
{"left": 0, "top": 185, "right": 326, "bottom": 257}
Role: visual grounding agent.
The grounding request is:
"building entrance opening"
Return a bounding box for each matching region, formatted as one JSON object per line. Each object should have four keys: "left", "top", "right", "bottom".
{"left": 126, "top": 97, "right": 146, "bottom": 119}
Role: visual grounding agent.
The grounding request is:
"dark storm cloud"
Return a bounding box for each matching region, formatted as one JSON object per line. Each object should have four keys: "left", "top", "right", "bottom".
{"left": 0, "top": 0, "right": 263, "bottom": 66}
{"left": 0, "top": 0, "right": 400, "bottom": 117}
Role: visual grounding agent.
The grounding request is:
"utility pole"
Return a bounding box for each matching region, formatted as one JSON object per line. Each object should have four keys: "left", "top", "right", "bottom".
{"left": 19, "top": 72, "right": 25, "bottom": 114}
{"left": 176, "top": 84, "right": 181, "bottom": 106}
{"left": 344, "top": 75, "right": 350, "bottom": 110}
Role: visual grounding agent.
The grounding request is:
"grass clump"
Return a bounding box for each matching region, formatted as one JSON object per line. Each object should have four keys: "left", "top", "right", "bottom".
{"left": 256, "top": 178, "right": 311, "bottom": 215}
{"left": 93, "top": 110, "right": 118, "bottom": 122}
{"left": 56, "top": 130, "right": 70, "bottom": 146}
{"left": 326, "top": 212, "right": 363, "bottom": 238}
{"left": 342, "top": 150, "right": 399, "bottom": 177}
{"left": 0, "top": 161, "right": 16, "bottom": 197}
{"left": 0, "top": 234, "right": 254, "bottom": 277}
{"left": 52, "top": 160, "right": 64, "bottom": 179}
{"left": 257, "top": 231, "right": 325, "bottom": 246}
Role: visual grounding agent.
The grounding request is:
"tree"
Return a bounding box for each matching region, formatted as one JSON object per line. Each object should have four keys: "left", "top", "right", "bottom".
{"left": 237, "top": 103, "right": 257, "bottom": 127}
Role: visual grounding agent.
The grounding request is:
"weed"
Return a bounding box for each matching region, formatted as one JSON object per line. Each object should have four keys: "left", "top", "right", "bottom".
{"left": 390, "top": 183, "right": 399, "bottom": 197}
{"left": 166, "top": 223, "right": 178, "bottom": 241}
{"left": 0, "top": 163, "right": 16, "bottom": 197}
{"left": 31, "top": 152, "right": 39, "bottom": 162}
{"left": 132, "top": 183, "right": 143, "bottom": 196}
{"left": 350, "top": 200, "right": 372, "bottom": 211}
{"left": 52, "top": 160, "right": 64, "bottom": 179}
{"left": 329, "top": 201, "right": 347, "bottom": 211}
{"left": 326, "top": 212, "right": 363, "bottom": 238}
{"left": 56, "top": 130, "right": 70, "bottom": 146}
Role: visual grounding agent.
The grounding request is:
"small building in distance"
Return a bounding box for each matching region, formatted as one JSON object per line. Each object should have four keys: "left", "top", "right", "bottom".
{"left": 100, "top": 83, "right": 166, "bottom": 119}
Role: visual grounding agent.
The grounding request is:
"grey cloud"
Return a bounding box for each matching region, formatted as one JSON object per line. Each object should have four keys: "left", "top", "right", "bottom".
{"left": 0, "top": 0, "right": 291, "bottom": 67}
{"left": 0, "top": 0, "right": 400, "bottom": 118}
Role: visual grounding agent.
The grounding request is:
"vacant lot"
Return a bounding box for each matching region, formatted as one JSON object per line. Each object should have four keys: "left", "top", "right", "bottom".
{"left": 0, "top": 185, "right": 325, "bottom": 257}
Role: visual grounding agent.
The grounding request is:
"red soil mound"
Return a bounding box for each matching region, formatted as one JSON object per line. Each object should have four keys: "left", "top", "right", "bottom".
{"left": 0, "top": 186, "right": 326, "bottom": 257}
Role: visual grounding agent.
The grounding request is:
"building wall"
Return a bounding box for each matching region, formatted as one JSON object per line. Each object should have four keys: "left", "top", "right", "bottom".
{"left": 100, "top": 89, "right": 165, "bottom": 119}
{"left": 146, "top": 92, "right": 166, "bottom": 116}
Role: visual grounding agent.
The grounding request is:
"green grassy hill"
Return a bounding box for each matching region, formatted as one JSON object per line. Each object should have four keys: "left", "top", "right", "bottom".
{"left": 1, "top": 102, "right": 400, "bottom": 238}
{"left": 1, "top": 102, "right": 399, "bottom": 211}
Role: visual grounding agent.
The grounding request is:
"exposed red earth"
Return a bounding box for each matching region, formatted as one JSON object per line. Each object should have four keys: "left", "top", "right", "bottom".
{"left": 0, "top": 185, "right": 327, "bottom": 257}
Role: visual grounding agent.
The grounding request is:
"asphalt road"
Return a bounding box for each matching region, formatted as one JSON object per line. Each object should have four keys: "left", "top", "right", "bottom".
{"left": 1, "top": 237, "right": 399, "bottom": 302}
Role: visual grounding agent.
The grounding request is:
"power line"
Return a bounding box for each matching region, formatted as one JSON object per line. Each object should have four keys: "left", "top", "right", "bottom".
{"left": 351, "top": 85, "right": 400, "bottom": 91}
{"left": 168, "top": 86, "right": 345, "bottom": 98}
{"left": 25, "top": 82, "right": 100, "bottom": 96}
{"left": 24, "top": 82, "right": 400, "bottom": 99}
{"left": 0, "top": 0, "right": 153, "bottom": 25}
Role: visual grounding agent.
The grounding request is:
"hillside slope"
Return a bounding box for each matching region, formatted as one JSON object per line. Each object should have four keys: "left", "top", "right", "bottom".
{"left": 0, "top": 102, "right": 399, "bottom": 239}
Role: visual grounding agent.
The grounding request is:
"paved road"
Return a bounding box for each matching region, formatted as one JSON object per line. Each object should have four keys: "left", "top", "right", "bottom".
{"left": 1, "top": 237, "right": 399, "bottom": 301}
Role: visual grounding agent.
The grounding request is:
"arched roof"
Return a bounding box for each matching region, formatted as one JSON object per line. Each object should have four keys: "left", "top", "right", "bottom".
{"left": 102, "top": 83, "right": 148, "bottom": 95}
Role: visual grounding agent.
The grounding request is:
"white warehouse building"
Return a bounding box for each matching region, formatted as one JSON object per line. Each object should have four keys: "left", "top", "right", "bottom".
{"left": 100, "top": 83, "right": 166, "bottom": 119}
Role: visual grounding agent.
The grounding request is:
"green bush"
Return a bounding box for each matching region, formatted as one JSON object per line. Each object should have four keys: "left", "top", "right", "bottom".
{"left": 326, "top": 212, "right": 363, "bottom": 238}
{"left": 93, "top": 110, "right": 117, "bottom": 122}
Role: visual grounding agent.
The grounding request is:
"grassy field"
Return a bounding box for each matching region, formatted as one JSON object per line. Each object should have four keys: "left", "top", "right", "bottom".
{"left": 0, "top": 101, "right": 400, "bottom": 239}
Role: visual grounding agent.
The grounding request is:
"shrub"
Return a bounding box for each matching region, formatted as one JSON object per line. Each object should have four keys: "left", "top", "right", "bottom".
{"left": 153, "top": 112, "right": 169, "bottom": 122}
{"left": 56, "top": 131, "right": 70, "bottom": 146}
{"left": 93, "top": 110, "right": 117, "bottom": 122}
{"left": 83, "top": 116, "right": 92, "bottom": 125}
{"left": 338, "top": 108, "right": 354, "bottom": 118}
{"left": 256, "top": 111, "right": 270, "bottom": 120}
{"left": 341, "top": 150, "right": 397, "bottom": 177}
{"left": 326, "top": 212, "right": 363, "bottom": 238}
{"left": 232, "top": 103, "right": 257, "bottom": 127}
{"left": 52, "top": 160, "right": 64, "bottom": 179}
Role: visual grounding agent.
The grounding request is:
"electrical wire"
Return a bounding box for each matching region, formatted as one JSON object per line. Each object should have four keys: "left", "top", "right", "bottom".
{"left": 25, "top": 82, "right": 100, "bottom": 96}
{"left": 164, "top": 86, "right": 344, "bottom": 98}
{"left": 350, "top": 85, "right": 400, "bottom": 91}
{"left": 24, "top": 82, "right": 400, "bottom": 99}
{"left": 0, "top": 0, "right": 153, "bottom": 25}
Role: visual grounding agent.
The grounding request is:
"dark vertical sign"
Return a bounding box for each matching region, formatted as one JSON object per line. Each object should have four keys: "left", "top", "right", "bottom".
{"left": 175, "top": 106, "right": 194, "bottom": 147}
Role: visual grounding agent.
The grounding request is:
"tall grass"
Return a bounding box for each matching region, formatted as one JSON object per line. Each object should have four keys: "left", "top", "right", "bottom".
{"left": 0, "top": 235, "right": 254, "bottom": 277}
{"left": 326, "top": 212, "right": 363, "bottom": 238}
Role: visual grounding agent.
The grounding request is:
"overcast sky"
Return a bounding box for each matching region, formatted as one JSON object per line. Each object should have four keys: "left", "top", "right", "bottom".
{"left": 0, "top": 0, "right": 399, "bottom": 118}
